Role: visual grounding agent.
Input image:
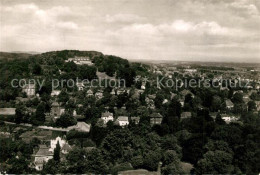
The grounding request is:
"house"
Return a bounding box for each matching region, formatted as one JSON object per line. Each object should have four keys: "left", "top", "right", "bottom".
{"left": 22, "top": 83, "right": 36, "bottom": 97}
{"left": 68, "top": 122, "right": 91, "bottom": 132}
{"left": 101, "top": 111, "right": 114, "bottom": 124}
{"left": 95, "top": 91, "right": 103, "bottom": 99}
{"left": 32, "top": 145, "right": 53, "bottom": 171}
{"left": 72, "top": 110, "right": 84, "bottom": 120}
{"left": 0, "top": 108, "right": 16, "bottom": 116}
{"left": 184, "top": 69, "right": 197, "bottom": 73}
{"left": 110, "top": 89, "right": 116, "bottom": 95}
{"left": 162, "top": 99, "right": 168, "bottom": 104}
{"left": 209, "top": 112, "right": 218, "bottom": 120}
{"left": 66, "top": 56, "right": 92, "bottom": 65}
{"left": 180, "top": 89, "right": 194, "bottom": 98}
{"left": 179, "top": 98, "right": 185, "bottom": 107}
{"left": 221, "top": 114, "right": 239, "bottom": 124}
{"left": 255, "top": 101, "right": 260, "bottom": 111}
{"left": 61, "top": 143, "right": 72, "bottom": 154}
{"left": 87, "top": 89, "right": 94, "bottom": 97}
{"left": 49, "top": 136, "right": 66, "bottom": 153}
{"left": 51, "top": 102, "right": 64, "bottom": 117}
{"left": 116, "top": 88, "right": 125, "bottom": 95}
{"left": 141, "top": 82, "right": 146, "bottom": 90}
{"left": 130, "top": 116, "right": 140, "bottom": 124}
{"left": 15, "top": 97, "right": 30, "bottom": 104}
{"left": 116, "top": 116, "right": 129, "bottom": 127}
{"left": 181, "top": 112, "right": 192, "bottom": 120}
{"left": 150, "top": 113, "right": 163, "bottom": 125}
{"left": 243, "top": 94, "right": 250, "bottom": 104}
{"left": 51, "top": 90, "right": 61, "bottom": 96}
{"left": 225, "top": 99, "right": 234, "bottom": 110}
{"left": 76, "top": 82, "right": 84, "bottom": 91}
{"left": 170, "top": 92, "right": 177, "bottom": 100}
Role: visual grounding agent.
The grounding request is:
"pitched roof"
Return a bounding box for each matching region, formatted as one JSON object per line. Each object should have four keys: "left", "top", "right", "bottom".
{"left": 117, "top": 116, "right": 129, "bottom": 121}
{"left": 61, "top": 143, "right": 72, "bottom": 152}
{"left": 150, "top": 113, "right": 163, "bottom": 118}
{"left": 181, "top": 112, "right": 192, "bottom": 119}
{"left": 225, "top": 99, "right": 234, "bottom": 107}
{"left": 68, "top": 122, "right": 91, "bottom": 132}
{"left": 180, "top": 89, "right": 194, "bottom": 97}
{"left": 102, "top": 111, "right": 113, "bottom": 118}
{"left": 52, "top": 101, "right": 60, "bottom": 106}
{"left": 34, "top": 145, "right": 53, "bottom": 156}
{"left": 0, "top": 108, "right": 16, "bottom": 115}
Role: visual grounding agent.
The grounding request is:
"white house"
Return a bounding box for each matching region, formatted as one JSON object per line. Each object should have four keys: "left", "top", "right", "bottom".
{"left": 51, "top": 90, "right": 61, "bottom": 96}
{"left": 22, "top": 83, "right": 35, "bottom": 97}
{"left": 49, "top": 136, "right": 66, "bottom": 153}
{"left": 87, "top": 89, "right": 94, "bottom": 96}
{"left": 101, "top": 111, "right": 114, "bottom": 124}
{"left": 141, "top": 82, "right": 146, "bottom": 90}
{"left": 116, "top": 116, "right": 129, "bottom": 127}
{"left": 33, "top": 145, "right": 53, "bottom": 171}
{"left": 221, "top": 114, "right": 239, "bottom": 124}
{"left": 66, "top": 56, "right": 92, "bottom": 65}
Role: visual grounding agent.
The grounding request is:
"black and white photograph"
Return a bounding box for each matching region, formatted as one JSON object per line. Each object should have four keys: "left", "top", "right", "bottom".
{"left": 0, "top": 0, "right": 259, "bottom": 174}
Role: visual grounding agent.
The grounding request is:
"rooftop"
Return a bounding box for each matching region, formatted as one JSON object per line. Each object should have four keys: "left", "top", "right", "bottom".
{"left": 117, "top": 116, "right": 129, "bottom": 121}
{"left": 150, "top": 113, "right": 163, "bottom": 118}
{"left": 0, "top": 108, "right": 16, "bottom": 115}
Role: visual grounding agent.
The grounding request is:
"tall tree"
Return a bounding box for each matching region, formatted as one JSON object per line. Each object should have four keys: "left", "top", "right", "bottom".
{"left": 54, "top": 141, "right": 61, "bottom": 162}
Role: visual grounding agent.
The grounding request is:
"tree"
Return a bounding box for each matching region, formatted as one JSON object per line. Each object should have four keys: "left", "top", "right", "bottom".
{"left": 56, "top": 113, "right": 77, "bottom": 128}
{"left": 85, "top": 149, "right": 108, "bottom": 174}
{"left": 248, "top": 101, "right": 256, "bottom": 111}
{"left": 101, "top": 129, "right": 135, "bottom": 163}
{"left": 54, "top": 141, "right": 61, "bottom": 162}
{"left": 58, "top": 90, "right": 69, "bottom": 104}
{"left": 14, "top": 105, "right": 26, "bottom": 124}
{"left": 211, "top": 95, "right": 222, "bottom": 112}
{"left": 162, "top": 150, "right": 182, "bottom": 174}
{"left": 66, "top": 148, "right": 87, "bottom": 173}
{"left": 164, "top": 98, "right": 181, "bottom": 133}
{"left": 7, "top": 156, "right": 29, "bottom": 174}
{"left": 31, "top": 102, "right": 46, "bottom": 125}
{"left": 215, "top": 113, "right": 225, "bottom": 125}
{"left": 232, "top": 93, "right": 243, "bottom": 104}
{"left": 42, "top": 159, "right": 60, "bottom": 174}
{"left": 195, "top": 150, "right": 234, "bottom": 174}
{"left": 143, "top": 150, "right": 162, "bottom": 171}
{"left": 32, "top": 64, "right": 42, "bottom": 75}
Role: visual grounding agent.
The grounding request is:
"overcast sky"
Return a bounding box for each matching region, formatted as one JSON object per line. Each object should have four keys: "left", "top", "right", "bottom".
{"left": 0, "top": 0, "right": 260, "bottom": 62}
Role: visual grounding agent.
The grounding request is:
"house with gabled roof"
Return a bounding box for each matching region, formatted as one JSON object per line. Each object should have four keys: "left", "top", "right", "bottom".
{"left": 22, "top": 83, "right": 35, "bottom": 97}
{"left": 0, "top": 108, "right": 16, "bottom": 116}
{"left": 180, "top": 89, "right": 194, "bottom": 98}
{"left": 181, "top": 112, "right": 192, "bottom": 120}
{"left": 61, "top": 143, "right": 72, "bottom": 154}
{"left": 101, "top": 111, "right": 114, "bottom": 124}
{"left": 87, "top": 89, "right": 94, "bottom": 97}
{"left": 51, "top": 102, "right": 65, "bottom": 119}
{"left": 32, "top": 145, "right": 53, "bottom": 171}
{"left": 51, "top": 90, "right": 61, "bottom": 96}
{"left": 116, "top": 116, "right": 129, "bottom": 127}
{"left": 130, "top": 116, "right": 140, "bottom": 124}
{"left": 150, "top": 113, "right": 163, "bottom": 125}
{"left": 68, "top": 122, "right": 91, "bottom": 132}
{"left": 225, "top": 99, "right": 234, "bottom": 110}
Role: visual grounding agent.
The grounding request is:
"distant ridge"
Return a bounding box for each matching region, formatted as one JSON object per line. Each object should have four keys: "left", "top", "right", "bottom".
{"left": 0, "top": 52, "right": 32, "bottom": 60}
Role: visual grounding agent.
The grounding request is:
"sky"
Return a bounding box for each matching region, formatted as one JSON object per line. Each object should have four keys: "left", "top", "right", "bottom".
{"left": 0, "top": 0, "right": 260, "bottom": 63}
